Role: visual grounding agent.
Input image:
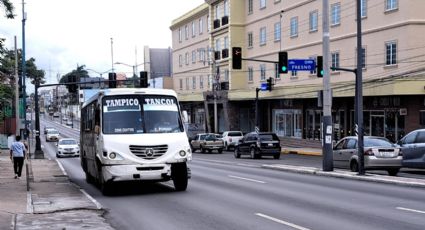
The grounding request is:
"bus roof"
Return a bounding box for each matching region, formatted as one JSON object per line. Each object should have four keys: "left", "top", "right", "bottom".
{"left": 82, "top": 88, "right": 179, "bottom": 108}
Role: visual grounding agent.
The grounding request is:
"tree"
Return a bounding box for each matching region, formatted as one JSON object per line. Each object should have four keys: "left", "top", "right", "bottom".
{"left": 61, "top": 65, "right": 90, "bottom": 104}
{"left": 0, "top": 49, "right": 46, "bottom": 85}
{"left": 0, "top": 0, "right": 14, "bottom": 19}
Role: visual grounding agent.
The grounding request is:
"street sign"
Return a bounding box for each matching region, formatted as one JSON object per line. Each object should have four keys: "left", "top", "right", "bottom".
{"left": 288, "top": 59, "right": 316, "bottom": 71}
{"left": 260, "top": 82, "right": 268, "bottom": 91}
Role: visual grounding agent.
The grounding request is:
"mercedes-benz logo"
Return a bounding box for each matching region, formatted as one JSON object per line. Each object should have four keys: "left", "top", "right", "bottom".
{"left": 145, "top": 148, "right": 154, "bottom": 157}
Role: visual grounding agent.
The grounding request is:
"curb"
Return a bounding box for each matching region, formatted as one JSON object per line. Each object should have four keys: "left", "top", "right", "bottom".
{"left": 262, "top": 164, "right": 425, "bottom": 188}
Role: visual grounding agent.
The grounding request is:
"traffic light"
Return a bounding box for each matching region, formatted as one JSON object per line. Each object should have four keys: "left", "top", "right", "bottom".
{"left": 232, "top": 47, "right": 242, "bottom": 69}
{"left": 108, "top": 72, "right": 117, "bottom": 88}
{"left": 266, "top": 77, "right": 273, "bottom": 91}
{"left": 317, "top": 56, "right": 323, "bottom": 78}
{"left": 278, "top": 51, "right": 288, "bottom": 74}
{"left": 140, "top": 71, "right": 149, "bottom": 88}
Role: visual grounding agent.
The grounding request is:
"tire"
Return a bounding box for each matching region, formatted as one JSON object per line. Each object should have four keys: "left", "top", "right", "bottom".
{"left": 234, "top": 147, "right": 241, "bottom": 158}
{"left": 274, "top": 153, "right": 280, "bottom": 159}
{"left": 350, "top": 160, "right": 359, "bottom": 172}
{"left": 85, "top": 172, "right": 94, "bottom": 184}
{"left": 387, "top": 168, "right": 399, "bottom": 176}
{"left": 56, "top": 153, "right": 61, "bottom": 158}
{"left": 218, "top": 149, "right": 223, "bottom": 154}
{"left": 208, "top": 149, "right": 212, "bottom": 153}
{"left": 172, "top": 162, "right": 188, "bottom": 191}
{"left": 98, "top": 165, "right": 113, "bottom": 196}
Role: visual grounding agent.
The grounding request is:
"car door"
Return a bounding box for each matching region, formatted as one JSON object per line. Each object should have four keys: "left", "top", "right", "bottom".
{"left": 333, "top": 139, "right": 346, "bottom": 168}
{"left": 342, "top": 138, "right": 357, "bottom": 168}
{"left": 191, "top": 134, "right": 201, "bottom": 149}
{"left": 400, "top": 130, "right": 425, "bottom": 168}
{"left": 239, "top": 134, "right": 251, "bottom": 154}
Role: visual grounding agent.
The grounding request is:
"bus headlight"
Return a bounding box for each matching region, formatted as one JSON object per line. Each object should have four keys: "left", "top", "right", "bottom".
{"left": 109, "top": 152, "right": 116, "bottom": 159}
{"left": 108, "top": 152, "right": 123, "bottom": 160}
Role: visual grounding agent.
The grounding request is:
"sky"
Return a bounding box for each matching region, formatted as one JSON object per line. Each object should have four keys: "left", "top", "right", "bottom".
{"left": 0, "top": 0, "right": 204, "bottom": 89}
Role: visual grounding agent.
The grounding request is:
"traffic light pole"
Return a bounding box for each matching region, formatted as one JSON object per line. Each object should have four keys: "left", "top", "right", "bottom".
{"left": 255, "top": 88, "right": 260, "bottom": 132}
{"left": 34, "top": 82, "right": 43, "bottom": 159}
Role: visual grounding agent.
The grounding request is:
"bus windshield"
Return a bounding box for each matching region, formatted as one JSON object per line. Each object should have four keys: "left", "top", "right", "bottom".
{"left": 102, "top": 95, "right": 183, "bottom": 134}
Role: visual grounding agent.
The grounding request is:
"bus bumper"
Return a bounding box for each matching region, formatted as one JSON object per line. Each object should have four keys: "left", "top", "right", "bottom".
{"left": 103, "top": 164, "right": 172, "bottom": 182}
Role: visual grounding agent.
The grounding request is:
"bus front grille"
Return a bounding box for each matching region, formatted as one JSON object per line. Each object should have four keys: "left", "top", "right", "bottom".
{"left": 129, "top": 145, "right": 168, "bottom": 160}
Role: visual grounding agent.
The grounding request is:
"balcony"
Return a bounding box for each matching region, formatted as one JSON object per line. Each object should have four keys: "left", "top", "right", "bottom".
{"left": 213, "top": 19, "right": 220, "bottom": 29}
{"left": 221, "top": 16, "right": 229, "bottom": 26}
{"left": 214, "top": 51, "right": 221, "bottom": 60}
{"left": 221, "top": 49, "right": 229, "bottom": 59}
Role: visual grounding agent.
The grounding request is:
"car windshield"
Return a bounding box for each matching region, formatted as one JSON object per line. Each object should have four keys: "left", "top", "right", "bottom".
{"left": 205, "top": 134, "right": 218, "bottom": 141}
{"left": 102, "top": 95, "right": 183, "bottom": 134}
{"left": 48, "top": 130, "right": 59, "bottom": 135}
{"left": 364, "top": 138, "right": 393, "bottom": 147}
{"left": 228, "top": 132, "right": 243, "bottom": 137}
{"left": 259, "top": 134, "right": 279, "bottom": 141}
{"left": 60, "top": 140, "right": 77, "bottom": 145}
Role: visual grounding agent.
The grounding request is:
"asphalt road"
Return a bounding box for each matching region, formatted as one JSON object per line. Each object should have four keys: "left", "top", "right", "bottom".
{"left": 39, "top": 117, "right": 425, "bottom": 230}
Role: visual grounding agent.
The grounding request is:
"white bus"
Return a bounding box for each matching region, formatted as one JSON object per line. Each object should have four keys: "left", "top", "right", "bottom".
{"left": 80, "top": 88, "right": 191, "bottom": 195}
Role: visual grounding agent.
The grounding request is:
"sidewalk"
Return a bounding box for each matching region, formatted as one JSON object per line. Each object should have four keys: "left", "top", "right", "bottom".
{"left": 0, "top": 147, "right": 114, "bottom": 229}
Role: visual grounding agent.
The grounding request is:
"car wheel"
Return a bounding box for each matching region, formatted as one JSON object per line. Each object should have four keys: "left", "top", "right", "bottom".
{"left": 56, "top": 153, "right": 60, "bottom": 158}
{"left": 208, "top": 149, "right": 212, "bottom": 153}
{"left": 350, "top": 160, "right": 359, "bottom": 172}
{"left": 387, "top": 168, "right": 399, "bottom": 176}
{"left": 234, "top": 147, "right": 241, "bottom": 158}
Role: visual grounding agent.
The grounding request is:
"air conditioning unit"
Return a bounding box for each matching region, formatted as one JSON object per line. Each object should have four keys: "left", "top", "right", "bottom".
{"left": 214, "top": 51, "right": 221, "bottom": 60}
{"left": 221, "top": 49, "right": 229, "bottom": 58}
{"left": 221, "top": 16, "right": 229, "bottom": 26}
{"left": 213, "top": 19, "right": 220, "bottom": 29}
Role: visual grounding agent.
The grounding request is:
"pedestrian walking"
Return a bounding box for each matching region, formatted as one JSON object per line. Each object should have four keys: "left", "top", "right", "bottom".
{"left": 9, "top": 136, "right": 27, "bottom": 179}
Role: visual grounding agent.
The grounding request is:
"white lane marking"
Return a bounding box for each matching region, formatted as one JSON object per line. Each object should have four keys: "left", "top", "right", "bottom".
{"left": 396, "top": 207, "right": 425, "bottom": 215}
{"left": 236, "top": 163, "right": 256, "bottom": 167}
{"left": 55, "top": 159, "right": 68, "bottom": 176}
{"left": 255, "top": 213, "right": 311, "bottom": 230}
{"left": 80, "top": 189, "right": 102, "bottom": 210}
{"left": 228, "top": 175, "right": 266, "bottom": 184}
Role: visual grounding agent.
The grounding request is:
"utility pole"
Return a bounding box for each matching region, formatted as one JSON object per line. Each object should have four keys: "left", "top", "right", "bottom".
{"left": 14, "top": 36, "right": 20, "bottom": 136}
{"left": 34, "top": 81, "right": 43, "bottom": 158}
{"left": 322, "top": 0, "right": 333, "bottom": 171}
{"left": 21, "top": 0, "right": 27, "bottom": 139}
{"left": 356, "top": 0, "right": 365, "bottom": 175}
{"left": 111, "top": 37, "right": 114, "bottom": 73}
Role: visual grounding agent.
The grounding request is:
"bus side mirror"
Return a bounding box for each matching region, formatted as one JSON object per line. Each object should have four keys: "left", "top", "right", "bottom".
{"left": 182, "top": 111, "right": 189, "bottom": 123}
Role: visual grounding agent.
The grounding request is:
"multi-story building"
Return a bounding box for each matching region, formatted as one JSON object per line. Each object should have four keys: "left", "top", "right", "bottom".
{"left": 171, "top": 0, "right": 425, "bottom": 143}
{"left": 143, "top": 46, "right": 173, "bottom": 89}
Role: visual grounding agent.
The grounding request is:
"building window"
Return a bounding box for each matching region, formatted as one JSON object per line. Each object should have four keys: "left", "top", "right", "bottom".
{"left": 260, "top": 64, "right": 266, "bottom": 80}
{"left": 199, "top": 49, "right": 205, "bottom": 62}
{"left": 248, "top": 32, "right": 253, "bottom": 48}
{"left": 192, "top": 22, "right": 196, "bottom": 37}
{"left": 361, "top": 0, "right": 367, "bottom": 18}
{"left": 224, "top": 36, "right": 229, "bottom": 49}
{"left": 224, "top": 0, "right": 229, "bottom": 16}
{"left": 309, "top": 10, "right": 318, "bottom": 32}
{"left": 331, "top": 3, "right": 341, "bottom": 26}
{"left": 248, "top": 67, "right": 253, "bottom": 81}
{"left": 260, "top": 27, "right": 266, "bottom": 45}
{"left": 199, "top": 18, "right": 203, "bottom": 34}
{"left": 179, "top": 55, "right": 182, "bottom": 67}
{"left": 192, "top": 50, "right": 196, "bottom": 63}
{"left": 215, "top": 4, "right": 220, "bottom": 19}
{"left": 275, "top": 63, "right": 280, "bottom": 79}
{"left": 331, "top": 52, "right": 340, "bottom": 70}
{"left": 215, "top": 38, "right": 221, "bottom": 51}
{"left": 185, "top": 52, "right": 189, "bottom": 65}
{"left": 200, "top": 75, "right": 204, "bottom": 89}
{"left": 248, "top": 0, "right": 253, "bottom": 14}
{"left": 179, "top": 79, "right": 183, "bottom": 90}
{"left": 385, "top": 0, "right": 398, "bottom": 11}
{"left": 207, "top": 15, "right": 211, "bottom": 31}
{"left": 386, "top": 41, "right": 397, "bottom": 65}
{"left": 290, "top": 17, "right": 298, "bottom": 37}
{"left": 192, "top": 76, "right": 196, "bottom": 89}
{"left": 274, "top": 22, "right": 281, "bottom": 41}
{"left": 185, "top": 78, "right": 189, "bottom": 90}
{"left": 185, "top": 25, "right": 189, "bottom": 40}
{"left": 178, "top": 28, "right": 182, "bottom": 42}
{"left": 260, "top": 0, "right": 266, "bottom": 9}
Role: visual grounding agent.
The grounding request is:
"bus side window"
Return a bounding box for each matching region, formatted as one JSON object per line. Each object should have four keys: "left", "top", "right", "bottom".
{"left": 94, "top": 106, "right": 100, "bottom": 135}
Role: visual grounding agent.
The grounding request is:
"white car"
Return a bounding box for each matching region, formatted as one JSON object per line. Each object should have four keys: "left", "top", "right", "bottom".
{"left": 56, "top": 138, "right": 80, "bottom": 158}
{"left": 221, "top": 131, "right": 244, "bottom": 150}
{"left": 45, "top": 129, "right": 60, "bottom": 142}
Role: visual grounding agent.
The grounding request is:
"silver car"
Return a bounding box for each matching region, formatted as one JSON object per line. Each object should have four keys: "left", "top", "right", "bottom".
{"left": 397, "top": 129, "right": 425, "bottom": 169}
{"left": 333, "top": 136, "right": 402, "bottom": 176}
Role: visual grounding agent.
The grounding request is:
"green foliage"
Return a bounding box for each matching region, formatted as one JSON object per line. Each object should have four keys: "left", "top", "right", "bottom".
{"left": 0, "top": 0, "right": 14, "bottom": 19}
{"left": 0, "top": 49, "right": 45, "bottom": 85}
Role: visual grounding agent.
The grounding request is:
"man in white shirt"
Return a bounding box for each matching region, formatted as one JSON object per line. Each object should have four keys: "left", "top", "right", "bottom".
{"left": 9, "top": 136, "right": 26, "bottom": 179}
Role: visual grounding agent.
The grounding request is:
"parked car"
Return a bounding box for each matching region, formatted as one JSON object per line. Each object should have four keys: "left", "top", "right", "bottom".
{"left": 53, "top": 112, "right": 60, "bottom": 118}
{"left": 56, "top": 138, "right": 79, "bottom": 158}
{"left": 62, "top": 117, "right": 68, "bottom": 121}
{"left": 44, "top": 126, "right": 54, "bottom": 134}
{"left": 333, "top": 136, "right": 402, "bottom": 176}
{"left": 66, "top": 120, "right": 73, "bottom": 127}
{"left": 397, "top": 129, "right": 425, "bottom": 168}
{"left": 45, "top": 129, "right": 60, "bottom": 142}
{"left": 190, "top": 133, "right": 224, "bottom": 153}
{"left": 234, "top": 132, "right": 281, "bottom": 159}
{"left": 221, "top": 131, "right": 244, "bottom": 150}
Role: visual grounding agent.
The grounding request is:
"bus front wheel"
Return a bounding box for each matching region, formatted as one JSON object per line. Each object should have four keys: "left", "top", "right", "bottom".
{"left": 171, "top": 162, "right": 188, "bottom": 191}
